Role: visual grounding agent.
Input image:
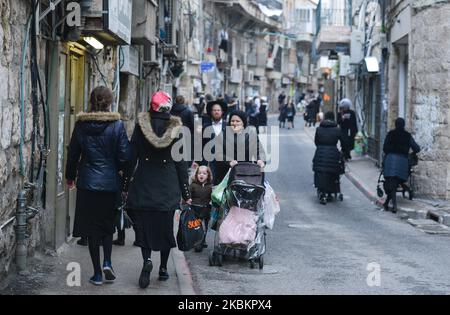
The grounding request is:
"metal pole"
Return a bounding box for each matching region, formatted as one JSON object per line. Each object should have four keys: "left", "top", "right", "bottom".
{"left": 379, "top": 0, "right": 387, "bottom": 164}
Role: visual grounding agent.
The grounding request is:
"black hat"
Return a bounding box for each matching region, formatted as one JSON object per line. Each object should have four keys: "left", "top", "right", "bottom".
{"left": 228, "top": 110, "right": 248, "bottom": 129}
{"left": 206, "top": 100, "right": 227, "bottom": 117}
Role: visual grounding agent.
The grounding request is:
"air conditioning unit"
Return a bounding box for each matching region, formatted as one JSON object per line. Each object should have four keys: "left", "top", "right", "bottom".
{"left": 230, "top": 68, "right": 243, "bottom": 83}
{"left": 350, "top": 30, "right": 364, "bottom": 64}
{"left": 244, "top": 71, "right": 254, "bottom": 82}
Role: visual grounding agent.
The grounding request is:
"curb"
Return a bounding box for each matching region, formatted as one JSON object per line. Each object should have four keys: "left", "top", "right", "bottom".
{"left": 172, "top": 212, "right": 197, "bottom": 295}
{"left": 172, "top": 249, "right": 197, "bottom": 295}
{"left": 345, "top": 170, "right": 384, "bottom": 207}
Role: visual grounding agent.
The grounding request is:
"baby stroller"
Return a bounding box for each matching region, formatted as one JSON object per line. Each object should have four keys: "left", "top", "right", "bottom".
{"left": 209, "top": 163, "right": 267, "bottom": 269}
{"left": 377, "top": 152, "right": 419, "bottom": 201}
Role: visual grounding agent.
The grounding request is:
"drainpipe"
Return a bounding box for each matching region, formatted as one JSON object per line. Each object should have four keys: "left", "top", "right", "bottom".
{"left": 379, "top": 0, "right": 387, "bottom": 165}
{"left": 15, "top": 190, "right": 28, "bottom": 271}
{"left": 15, "top": 184, "right": 41, "bottom": 272}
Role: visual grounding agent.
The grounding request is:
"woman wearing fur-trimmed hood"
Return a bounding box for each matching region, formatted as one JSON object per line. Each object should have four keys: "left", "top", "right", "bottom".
{"left": 66, "top": 86, "right": 131, "bottom": 286}
{"left": 123, "top": 91, "right": 192, "bottom": 289}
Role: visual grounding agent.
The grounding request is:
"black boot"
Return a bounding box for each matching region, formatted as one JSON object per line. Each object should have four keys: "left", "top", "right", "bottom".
{"left": 391, "top": 195, "right": 398, "bottom": 214}
{"left": 158, "top": 267, "right": 169, "bottom": 281}
{"left": 113, "top": 230, "right": 125, "bottom": 246}
{"left": 383, "top": 198, "right": 390, "bottom": 211}
{"left": 139, "top": 259, "right": 153, "bottom": 289}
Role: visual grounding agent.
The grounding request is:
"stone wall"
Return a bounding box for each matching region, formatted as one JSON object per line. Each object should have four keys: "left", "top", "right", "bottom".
{"left": 0, "top": 0, "right": 35, "bottom": 282}
{"left": 0, "top": 0, "right": 141, "bottom": 282}
{"left": 410, "top": 2, "right": 450, "bottom": 199}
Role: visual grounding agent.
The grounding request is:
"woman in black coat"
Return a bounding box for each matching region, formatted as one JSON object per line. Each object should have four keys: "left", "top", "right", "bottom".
{"left": 66, "top": 86, "right": 131, "bottom": 286}
{"left": 124, "top": 91, "right": 191, "bottom": 289}
{"left": 313, "top": 112, "right": 345, "bottom": 204}
{"left": 221, "top": 110, "right": 266, "bottom": 169}
{"left": 382, "top": 118, "right": 421, "bottom": 213}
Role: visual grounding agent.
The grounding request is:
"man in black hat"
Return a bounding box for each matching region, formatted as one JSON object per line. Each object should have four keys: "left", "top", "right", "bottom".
{"left": 198, "top": 100, "right": 228, "bottom": 185}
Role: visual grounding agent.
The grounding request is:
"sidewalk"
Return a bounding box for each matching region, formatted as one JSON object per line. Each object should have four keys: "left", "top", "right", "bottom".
{"left": 0, "top": 213, "right": 196, "bottom": 295}
{"left": 303, "top": 126, "right": 450, "bottom": 235}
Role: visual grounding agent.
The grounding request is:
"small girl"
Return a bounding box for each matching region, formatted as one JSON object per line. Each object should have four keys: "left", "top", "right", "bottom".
{"left": 190, "top": 166, "right": 213, "bottom": 251}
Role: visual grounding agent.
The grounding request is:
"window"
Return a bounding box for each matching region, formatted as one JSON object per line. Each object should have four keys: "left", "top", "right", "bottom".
{"left": 296, "top": 9, "right": 311, "bottom": 23}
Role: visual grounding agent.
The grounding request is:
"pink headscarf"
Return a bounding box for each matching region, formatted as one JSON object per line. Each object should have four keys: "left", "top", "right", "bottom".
{"left": 150, "top": 91, "right": 173, "bottom": 113}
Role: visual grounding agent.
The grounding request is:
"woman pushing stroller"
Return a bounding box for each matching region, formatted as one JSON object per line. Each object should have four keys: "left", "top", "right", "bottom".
{"left": 382, "top": 118, "right": 421, "bottom": 213}
{"left": 313, "top": 112, "right": 345, "bottom": 205}
{"left": 209, "top": 110, "right": 268, "bottom": 268}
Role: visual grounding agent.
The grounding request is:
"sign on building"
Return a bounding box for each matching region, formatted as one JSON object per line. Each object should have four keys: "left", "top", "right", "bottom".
{"left": 200, "top": 61, "right": 215, "bottom": 73}
{"left": 105, "top": 0, "right": 133, "bottom": 45}
{"left": 121, "top": 46, "right": 140, "bottom": 76}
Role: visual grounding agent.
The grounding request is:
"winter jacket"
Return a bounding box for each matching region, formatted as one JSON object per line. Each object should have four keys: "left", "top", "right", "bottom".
{"left": 219, "top": 126, "right": 266, "bottom": 163}
{"left": 190, "top": 182, "right": 213, "bottom": 206}
{"left": 200, "top": 117, "right": 227, "bottom": 165}
{"left": 66, "top": 112, "right": 131, "bottom": 192}
{"left": 383, "top": 129, "right": 421, "bottom": 181}
{"left": 124, "top": 112, "right": 191, "bottom": 212}
{"left": 171, "top": 103, "right": 195, "bottom": 135}
{"left": 337, "top": 109, "right": 358, "bottom": 138}
{"left": 313, "top": 120, "right": 344, "bottom": 174}
{"left": 171, "top": 103, "right": 195, "bottom": 162}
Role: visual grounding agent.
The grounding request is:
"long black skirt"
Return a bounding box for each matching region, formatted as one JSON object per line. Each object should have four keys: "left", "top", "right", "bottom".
{"left": 73, "top": 189, "right": 118, "bottom": 238}
{"left": 128, "top": 210, "right": 176, "bottom": 251}
{"left": 314, "top": 172, "right": 341, "bottom": 194}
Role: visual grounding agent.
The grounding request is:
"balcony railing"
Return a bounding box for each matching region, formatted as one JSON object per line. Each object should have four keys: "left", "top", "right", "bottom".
{"left": 316, "top": 0, "right": 352, "bottom": 35}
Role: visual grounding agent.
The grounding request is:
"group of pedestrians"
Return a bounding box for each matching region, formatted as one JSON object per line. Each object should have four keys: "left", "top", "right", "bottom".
{"left": 312, "top": 98, "right": 421, "bottom": 211}
{"left": 277, "top": 91, "right": 297, "bottom": 129}
{"left": 66, "top": 86, "right": 266, "bottom": 289}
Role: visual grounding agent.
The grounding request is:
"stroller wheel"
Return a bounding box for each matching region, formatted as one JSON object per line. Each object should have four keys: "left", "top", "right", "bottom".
{"left": 338, "top": 194, "right": 344, "bottom": 202}
{"left": 249, "top": 259, "right": 256, "bottom": 269}
{"left": 258, "top": 256, "right": 264, "bottom": 270}
{"left": 409, "top": 190, "right": 414, "bottom": 200}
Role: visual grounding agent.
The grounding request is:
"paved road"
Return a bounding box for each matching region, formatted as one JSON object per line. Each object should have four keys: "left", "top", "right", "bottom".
{"left": 184, "top": 117, "right": 450, "bottom": 295}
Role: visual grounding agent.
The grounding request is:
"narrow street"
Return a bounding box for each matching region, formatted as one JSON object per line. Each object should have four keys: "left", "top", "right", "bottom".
{"left": 185, "top": 117, "right": 450, "bottom": 295}
{"left": 2, "top": 0, "right": 450, "bottom": 297}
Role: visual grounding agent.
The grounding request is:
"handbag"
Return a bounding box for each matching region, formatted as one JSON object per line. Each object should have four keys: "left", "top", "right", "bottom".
{"left": 177, "top": 206, "right": 205, "bottom": 252}
{"left": 115, "top": 202, "right": 134, "bottom": 231}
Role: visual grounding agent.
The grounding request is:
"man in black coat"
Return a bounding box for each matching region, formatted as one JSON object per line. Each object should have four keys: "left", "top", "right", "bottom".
{"left": 278, "top": 91, "right": 286, "bottom": 108}
{"left": 171, "top": 95, "right": 195, "bottom": 166}
{"left": 199, "top": 100, "right": 228, "bottom": 185}
{"left": 337, "top": 98, "right": 358, "bottom": 161}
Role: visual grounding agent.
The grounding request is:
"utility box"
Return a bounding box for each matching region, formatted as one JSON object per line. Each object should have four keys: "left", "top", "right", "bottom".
{"left": 132, "top": 0, "right": 158, "bottom": 46}
{"left": 83, "top": 0, "right": 133, "bottom": 45}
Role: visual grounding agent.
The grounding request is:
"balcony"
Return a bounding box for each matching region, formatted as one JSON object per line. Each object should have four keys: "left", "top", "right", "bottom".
{"left": 211, "top": 0, "right": 282, "bottom": 30}
{"left": 315, "top": 5, "right": 352, "bottom": 52}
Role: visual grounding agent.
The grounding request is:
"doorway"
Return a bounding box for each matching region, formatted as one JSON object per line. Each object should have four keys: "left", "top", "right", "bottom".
{"left": 50, "top": 44, "right": 86, "bottom": 248}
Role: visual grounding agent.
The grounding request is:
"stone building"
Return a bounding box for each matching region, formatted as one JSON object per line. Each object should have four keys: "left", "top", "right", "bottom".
{"left": 393, "top": 0, "right": 450, "bottom": 199}
{"left": 341, "top": 0, "right": 450, "bottom": 199}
